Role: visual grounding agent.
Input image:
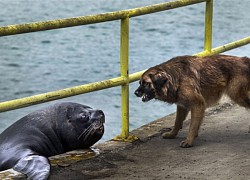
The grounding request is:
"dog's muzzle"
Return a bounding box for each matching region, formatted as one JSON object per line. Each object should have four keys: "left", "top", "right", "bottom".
{"left": 134, "top": 89, "right": 143, "bottom": 97}
{"left": 141, "top": 93, "right": 152, "bottom": 102}
{"left": 135, "top": 88, "right": 154, "bottom": 102}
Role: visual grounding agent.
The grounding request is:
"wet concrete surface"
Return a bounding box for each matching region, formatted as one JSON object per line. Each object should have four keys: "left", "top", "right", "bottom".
{"left": 50, "top": 103, "right": 250, "bottom": 180}
{"left": 1, "top": 102, "right": 249, "bottom": 179}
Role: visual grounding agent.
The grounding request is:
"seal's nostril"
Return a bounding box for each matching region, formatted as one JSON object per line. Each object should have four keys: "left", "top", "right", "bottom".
{"left": 100, "top": 114, "right": 105, "bottom": 124}
{"left": 92, "top": 110, "right": 105, "bottom": 123}
{"left": 97, "top": 110, "right": 104, "bottom": 117}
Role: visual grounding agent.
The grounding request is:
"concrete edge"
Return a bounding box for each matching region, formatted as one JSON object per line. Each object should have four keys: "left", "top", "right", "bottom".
{"left": 0, "top": 99, "right": 234, "bottom": 179}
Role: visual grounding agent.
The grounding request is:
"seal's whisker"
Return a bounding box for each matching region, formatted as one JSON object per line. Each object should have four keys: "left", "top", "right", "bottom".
{"left": 83, "top": 129, "right": 95, "bottom": 141}
{"left": 83, "top": 123, "right": 100, "bottom": 141}
{"left": 77, "top": 123, "right": 94, "bottom": 140}
{"left": 78, "top": 121, "right": 101, "bottom": 141}
{"left": 83, "top": 121, "right": 103, "bottom": 141}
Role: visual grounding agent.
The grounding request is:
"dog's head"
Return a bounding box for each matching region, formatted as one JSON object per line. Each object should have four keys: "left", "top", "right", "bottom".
{"left": 134, "top": 69, "right": 169, "bottom": 102}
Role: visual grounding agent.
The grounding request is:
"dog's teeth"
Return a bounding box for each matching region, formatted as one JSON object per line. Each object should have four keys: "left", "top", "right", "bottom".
{"left": 142, "top": 94, "right": 148, "bottom": 102}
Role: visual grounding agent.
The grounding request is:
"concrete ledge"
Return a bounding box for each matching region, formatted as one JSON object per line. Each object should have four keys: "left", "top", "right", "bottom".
{"left": 0, "top": 99, "right": 237, "bottom": 179}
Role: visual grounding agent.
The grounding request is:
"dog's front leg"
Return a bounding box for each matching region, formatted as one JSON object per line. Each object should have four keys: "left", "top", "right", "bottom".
{"left": 180, "top": 104, "right": 205, "bottom": 148}
{"left": 162, "top": 105, "right": 189, "bottom": 139}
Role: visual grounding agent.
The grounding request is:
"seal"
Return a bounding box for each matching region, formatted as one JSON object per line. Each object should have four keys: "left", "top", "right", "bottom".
{"left": 0, "top": 102, "right": 105, "bottom": 179}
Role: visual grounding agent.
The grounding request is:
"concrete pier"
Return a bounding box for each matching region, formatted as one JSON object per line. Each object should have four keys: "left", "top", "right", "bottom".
{"left": 1, "top": 102, "right": 249, "bottom": 179}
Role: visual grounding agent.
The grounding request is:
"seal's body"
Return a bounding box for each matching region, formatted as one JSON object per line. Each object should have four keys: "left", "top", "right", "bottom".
{"left": 0, "top": 102, "right": 105, "bottom": 179}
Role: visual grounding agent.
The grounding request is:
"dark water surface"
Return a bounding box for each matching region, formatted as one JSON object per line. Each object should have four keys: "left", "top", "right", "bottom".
{"left": 0, "top": 0, "right": 249, "bottom": 142}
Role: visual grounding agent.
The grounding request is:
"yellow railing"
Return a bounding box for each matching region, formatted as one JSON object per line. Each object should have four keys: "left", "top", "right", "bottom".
{"left": 0, "top": 0, "right": 249, "bottom": 140}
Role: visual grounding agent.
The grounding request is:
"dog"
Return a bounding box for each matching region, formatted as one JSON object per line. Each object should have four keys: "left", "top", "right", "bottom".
{"left": 135, "top": 55, "right": 250, "bottom": 148}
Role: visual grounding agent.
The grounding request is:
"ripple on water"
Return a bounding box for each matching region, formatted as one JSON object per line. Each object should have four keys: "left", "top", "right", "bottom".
{"left": 5, "top": 63, "right": 21, "bottom": 68}
{"left": 41, "top": 40, "right": 51, "bottom": 44}
{"left": 10, "top": 46, "right": 20, "bottom": 50}
{"left": 70, "top": 79, "right": 89, "bottom": 84}
{"left": 14, "top": 90, "right": 36, "bottom": 96}
{"left": 10, "top": 78, "right": 20, "bottom": 83}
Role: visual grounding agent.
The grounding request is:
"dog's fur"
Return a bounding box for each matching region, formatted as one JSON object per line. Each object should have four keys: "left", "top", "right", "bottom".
{"left": 135, "top": 55, "right": 250, "bottom": 147}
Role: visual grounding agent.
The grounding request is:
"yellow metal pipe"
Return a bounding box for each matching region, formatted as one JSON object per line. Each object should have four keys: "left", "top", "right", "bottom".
{"left": 120, "top": 17, "right": 130, "bottom": 139}
{"left": 129, "top": 36, "right": 250, "bottom": 83}
{"left": 204, "top": 0, "right": 213, "bottom": 52}
{"left": 209, "top": 36, "right": 250, "bottom": 55}
{"left": 0, "top": 36, "right": 249, "bottom": 113}
{"left": 0, "top": 76, "right": 126, "bottom": 112}
{"left": 128, "top": 0, "right": 206, "bottom": 17}
{"left": 0, "top": 0, "right": 205, "bottom": 36}
{"left": 129, "top": 70, "right": 146, "bottom": 83}
{"left": 196, "top": 36, "right": 250, "bottom": 56}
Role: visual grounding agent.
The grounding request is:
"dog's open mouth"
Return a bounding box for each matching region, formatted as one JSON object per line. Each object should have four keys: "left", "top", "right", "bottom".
{"left": 135, "top": 88, "right": 155, "bottom": 102}
{"left": 142, "top": 93, "right": 153, "bottom": 102}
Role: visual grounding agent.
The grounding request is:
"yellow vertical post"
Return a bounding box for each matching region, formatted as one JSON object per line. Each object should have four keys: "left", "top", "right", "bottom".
{"left": 114, "top": 16, "right": 138, "bottom": 142}
{"left": 204, "top": 0, "right": 213, "bottom": 54}
{"left": 120, "top": 16, "right": 130, "bottom": 139}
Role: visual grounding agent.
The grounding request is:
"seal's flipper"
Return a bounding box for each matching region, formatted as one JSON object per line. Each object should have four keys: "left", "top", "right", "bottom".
{"left": 13, "top": 155, "right": 50, "bottom": 180}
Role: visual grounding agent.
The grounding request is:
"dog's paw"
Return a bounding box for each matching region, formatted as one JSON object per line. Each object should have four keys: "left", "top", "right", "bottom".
{"left": 180, "top": 140, "right": 193, "bottom": 148}
{"left": 162, "top": 132, "right": 176, "bottom": 139}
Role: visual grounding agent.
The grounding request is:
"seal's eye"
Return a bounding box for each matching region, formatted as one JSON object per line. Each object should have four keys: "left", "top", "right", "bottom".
{"left": 80, "top": 113, "right": 89, "bottom": 121}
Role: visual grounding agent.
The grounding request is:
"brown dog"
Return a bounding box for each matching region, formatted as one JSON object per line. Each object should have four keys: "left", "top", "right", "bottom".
{"left": 135, "top": 55, "right": 250, "bottom": 148}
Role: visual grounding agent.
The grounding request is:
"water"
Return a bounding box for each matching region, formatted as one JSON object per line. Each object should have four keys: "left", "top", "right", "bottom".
{"left": 0, "top": 0, "right": 249, "bottom": 142}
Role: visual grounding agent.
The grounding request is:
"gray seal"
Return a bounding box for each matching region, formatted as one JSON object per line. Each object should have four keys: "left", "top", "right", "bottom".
{"left": 0, "top": 102, "right": 105, "bottom": 179}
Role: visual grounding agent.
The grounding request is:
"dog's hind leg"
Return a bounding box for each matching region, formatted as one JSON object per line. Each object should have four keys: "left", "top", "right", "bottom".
{"left": 227, "top": 78, "right": 250, "bottom": 109}
{"left": 162, "top": 105, "right": 189, "bottom": 139}
{"left": 233, "top": 95, "right": 250, "bottom": 109}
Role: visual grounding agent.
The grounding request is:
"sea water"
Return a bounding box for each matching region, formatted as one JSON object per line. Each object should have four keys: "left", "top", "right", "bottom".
{"left": 0, "top": 0, "right": 249, "bottom": 142}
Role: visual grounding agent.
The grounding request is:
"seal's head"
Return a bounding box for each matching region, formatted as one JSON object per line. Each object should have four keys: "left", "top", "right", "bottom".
{"left": 56, "top": 102, "right": 105, "bottom": 151}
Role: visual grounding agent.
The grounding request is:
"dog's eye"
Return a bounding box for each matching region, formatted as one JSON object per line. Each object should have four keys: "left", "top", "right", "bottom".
{"left": 145, "top": 82, "right": 150, "bottom": 87}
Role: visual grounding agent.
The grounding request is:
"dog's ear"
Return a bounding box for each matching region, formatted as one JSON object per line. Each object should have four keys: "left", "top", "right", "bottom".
{"left": 150, "top": 72, "right": 168, "bottom": 88}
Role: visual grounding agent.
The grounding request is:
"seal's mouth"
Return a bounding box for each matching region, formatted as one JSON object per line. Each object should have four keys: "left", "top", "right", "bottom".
{"left": 97, "top": 125, "right": 104, "bottom": 134}
{"left": 77, "top": 122, "right": 104, "bottom": 141}
{"left": 93, "top": 121, "right": 104, "bottom": 132}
